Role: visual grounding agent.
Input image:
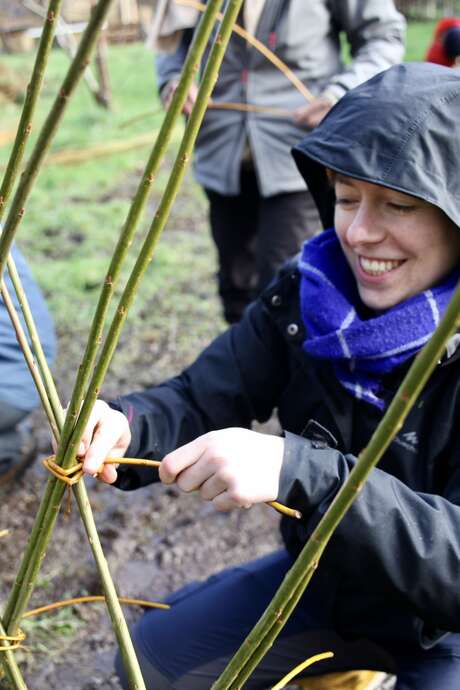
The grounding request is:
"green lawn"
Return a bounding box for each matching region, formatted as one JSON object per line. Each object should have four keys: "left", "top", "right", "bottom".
{"left": 0, "top": 42, "right": 188, "bottom": 325}
{"left": 404, "top": 20, "right": 437, "bottom": 61}
{"left": 0, "top": 41, "right": 224, "bottom": 397}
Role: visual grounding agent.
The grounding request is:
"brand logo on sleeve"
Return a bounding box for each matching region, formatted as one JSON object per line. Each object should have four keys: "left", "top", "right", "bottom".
{"left": 394, "top": 431, "right": 418, "bottom": 454}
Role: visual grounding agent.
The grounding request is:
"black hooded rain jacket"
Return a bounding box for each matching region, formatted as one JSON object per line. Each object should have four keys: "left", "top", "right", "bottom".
{"left": 112, "top": 64, "right": 460, "bottom": 652}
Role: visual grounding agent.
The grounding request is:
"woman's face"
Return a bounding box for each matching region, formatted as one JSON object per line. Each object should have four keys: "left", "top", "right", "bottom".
{"left": 334, "top": 175, "right": 460, "bottom": 311}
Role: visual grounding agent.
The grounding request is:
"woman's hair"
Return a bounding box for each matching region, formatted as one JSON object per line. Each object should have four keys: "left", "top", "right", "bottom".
{"left": 325, "top": 168, "right": 336, "bottom": 185}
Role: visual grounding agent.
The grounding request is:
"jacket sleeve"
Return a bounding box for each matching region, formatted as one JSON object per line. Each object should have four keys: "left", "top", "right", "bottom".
{"left": 325, "top": 0, "right": 406, "bottom": 101}
{"left": 155, "top": 29, "right": 194, "bottom": 93}
{"left": 111, "top": 299, "right": 288, "bottom": 490}
{"left": 278, "top": 431, "right": 460, "bottom": 634}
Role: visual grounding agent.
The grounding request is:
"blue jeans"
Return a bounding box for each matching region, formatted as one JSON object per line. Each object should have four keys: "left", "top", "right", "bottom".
{"left": 116, "top": 550, "right": 460, "bottom": 689}
{"left": 0, "top": 245, "right": 55, "bottom": 413}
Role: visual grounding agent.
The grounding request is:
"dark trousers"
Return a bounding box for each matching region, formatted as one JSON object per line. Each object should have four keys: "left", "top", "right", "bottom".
{"left": 116, "top": 550, "right": 460, "bottom": 689}
{"left": 205, "top": 168, "right": 322, "bottom": 323}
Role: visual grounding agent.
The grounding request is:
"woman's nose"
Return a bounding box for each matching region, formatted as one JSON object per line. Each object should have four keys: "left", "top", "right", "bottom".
{"left": 345, "top": 205, "right": 385, "bottom": 246}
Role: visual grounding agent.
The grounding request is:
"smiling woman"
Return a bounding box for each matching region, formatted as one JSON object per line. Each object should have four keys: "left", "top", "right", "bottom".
{"left": 78, "top": 63, "right": 460, "bottom": 690}
{"left": 333, "top": 175, "right": 460, "bottom": 310}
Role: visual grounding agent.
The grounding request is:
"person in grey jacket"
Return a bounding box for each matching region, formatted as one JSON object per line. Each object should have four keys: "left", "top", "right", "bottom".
{"left": 80, "top": 63, "right": 460, "bottom": 689}
{"left": 156, "top": 0, "right": 406, "bottom": 322}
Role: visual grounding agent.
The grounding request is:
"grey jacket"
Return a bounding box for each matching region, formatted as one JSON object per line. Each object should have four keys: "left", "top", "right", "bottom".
{"left": 156, "top": 0, "right": 406, "bottom": 197}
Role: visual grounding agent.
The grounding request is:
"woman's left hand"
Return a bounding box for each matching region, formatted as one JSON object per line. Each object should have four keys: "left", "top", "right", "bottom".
{"left": 159, "top": 428, "right": 285, "bottom": 512}
{"left": 293, "top": 95, "right": 334, "bottom": 128}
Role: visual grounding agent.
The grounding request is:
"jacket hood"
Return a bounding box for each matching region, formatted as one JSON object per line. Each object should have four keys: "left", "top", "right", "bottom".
{"left": 292, "top": 63, "right": 460, "bottom": 230}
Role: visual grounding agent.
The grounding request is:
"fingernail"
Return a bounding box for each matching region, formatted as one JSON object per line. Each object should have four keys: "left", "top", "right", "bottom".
{"left": 78, "top": 442, "right": 85, "bottom": 455}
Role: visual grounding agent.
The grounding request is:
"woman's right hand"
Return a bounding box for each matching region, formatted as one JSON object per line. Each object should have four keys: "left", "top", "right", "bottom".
{"left": 161, "top": 79, "right": 199, "bottom": 116}
{"left": 77, "top": 400, "right": 131, "bottom": 484}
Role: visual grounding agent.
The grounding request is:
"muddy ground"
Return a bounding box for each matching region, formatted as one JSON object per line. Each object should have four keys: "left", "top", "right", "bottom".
{"left": 0, "top": 171, "right": 283, "bottom": 690}
{"left": 0, "top": 455, "right": 281, "bottom": 689}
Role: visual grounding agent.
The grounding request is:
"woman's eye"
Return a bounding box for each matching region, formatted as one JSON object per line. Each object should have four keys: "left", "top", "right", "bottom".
{"left": 335, "top": 197, "right": 357, "bottom": 207}
{"left": 388, "top": 203, "right": 415, "bottom": 213}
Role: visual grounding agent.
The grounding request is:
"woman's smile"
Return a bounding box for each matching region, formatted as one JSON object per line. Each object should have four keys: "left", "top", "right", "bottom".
{"left": 358, "top": 256, "right": 405, "bottom": 278}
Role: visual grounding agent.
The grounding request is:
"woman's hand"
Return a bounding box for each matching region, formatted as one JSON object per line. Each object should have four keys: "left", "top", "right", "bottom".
{"left": 79, "top": 400, "right": 131, "bottom": 484}
{"left": 293, "top": 95, "right": 334, "bottom": 129}
{"left": 160, "top": 428, "right": 284, "bottom": 512}
{"left": 161, "top": 79, "right": 199, "bottom": 116}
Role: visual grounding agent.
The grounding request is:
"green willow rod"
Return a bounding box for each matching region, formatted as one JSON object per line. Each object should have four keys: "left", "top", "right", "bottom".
{"left": 0, "top": 276, "right": 62, "bottom": 688}
{"left": 57, "top": 0, "right": 244, "bottom": 487}
{"left": 0, "top": 0, "right": 64, "bottom": 437}
{"left": 0, "top": 280, "right": 59, "bottom": 440}
{"left": 2, "top": 0, "right": 223, "bottom": 649}
{"left": 0, "top": 2, "right": 110, "bottom": 658}
{"left": 0, "top": 4, "right": 63, "bottom": 685}
{"left": 0, "top": 0, "right": 63, "bottom": 215}
{"left": 0, "top": 291, "right": 145, "bottom": 687}
{"left": 1, "top": 267, "right": 146, "bottom": 685}
{"left": 0, "top": 618, "right": 26, "bottom": 690}
{"left": 0, "top": 310, "right": 146, "bottom": 690}
{"left": 3, "top": 0, "right": 240, "bottom": 676}
{"left": 2, "top": 0, "right": 116, "bottom": 635}
{"left": 0, "top": 0, "right": 115, "bottom": 280}
{"left": 59, "top": 0, "right": 225, "bottom": 459}
{"left": 72, "top": 482, "right": 147, "bottom": 690}
{"left": 0, "top": 0, "right": 152, "bottom": 683}
{"left": 2, "top": 0, "right": 221, "bottom": 434}
{"left": 4, "top": 0, "right": 242, "bottom": 629}
{"left": 5, "top": 257, "right": 62, "bottom": 425}
{"left": 0, "top": 281, "right": 60, "bottom": 689}
{"left": 2, "top": 0, "right": 117, "bottom": 628}
{"left": 212, "top": 282, "right": 460, "bottom": 690}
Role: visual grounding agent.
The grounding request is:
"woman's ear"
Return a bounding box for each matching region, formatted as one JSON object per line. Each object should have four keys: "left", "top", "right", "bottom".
{"left": 454, "top": 55, "right": 460, "bottom": 69}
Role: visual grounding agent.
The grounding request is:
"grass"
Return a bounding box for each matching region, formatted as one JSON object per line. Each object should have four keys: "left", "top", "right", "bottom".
{"left": 0, "top": 19, "right": 439, "bottom": 395}
{"left": 404, "top": 20, "right": 437, "bottom": 61}
{"left": 18, "top": 606, "right": 84, "bottom": 661}
{"left": 0, "top": 41, "right": 222, "bottom": 399}
{"left": 0, "top": 42, "right": 199, "bottom": 316}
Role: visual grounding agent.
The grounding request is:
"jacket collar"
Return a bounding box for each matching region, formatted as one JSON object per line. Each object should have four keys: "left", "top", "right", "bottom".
{"left": 261, "top": 260, "right": 306, "bottom": 349}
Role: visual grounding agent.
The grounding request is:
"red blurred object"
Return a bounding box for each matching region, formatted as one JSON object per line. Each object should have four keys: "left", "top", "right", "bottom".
{"left": 425, "top": 17, "right": 460, "bottom": 66}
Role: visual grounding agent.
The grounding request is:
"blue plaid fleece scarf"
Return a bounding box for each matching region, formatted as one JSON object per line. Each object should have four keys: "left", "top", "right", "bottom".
{"left": 299, "top": 228, "right": 460, "bottom": 409}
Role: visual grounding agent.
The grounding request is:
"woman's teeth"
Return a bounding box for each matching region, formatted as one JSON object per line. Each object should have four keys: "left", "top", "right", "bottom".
{"left": 360, "top": 257, "right": 402, "bottom": 276}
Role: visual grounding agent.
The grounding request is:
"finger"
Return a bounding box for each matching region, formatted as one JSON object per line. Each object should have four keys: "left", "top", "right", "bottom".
{"left": 212, "top": 491, "right": 247, "bottom": 513}
{"left": 164, "top": 81, "right": 178, "bottom": 109}
{"left": 199, "top": 473, "right": 228, "bottom": 501}
{"left": 83, "top": 419, "right": 126, "bottom": 476}
{"left": 165, "top": 89, "right": 176, "bottom": 109}
{"left": 175, "top": 456, "right": 215, "bottom": 493}
{"left": 160, "top": 435, "right": 209, "bottom": 485}
{"left": 293, "top": 114, "right": 309, "bottom": 127}
{"left": 77, "top": 401, "right": 106, "bottom": 458}
{"left": 184, "top": 96, "right": 195, "bottom": 116}
{"left": 97, "top": 445, "right": 124, "bottom": 484}
{"left": 98, "top": 464, "right": 118, "bottom": 485}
